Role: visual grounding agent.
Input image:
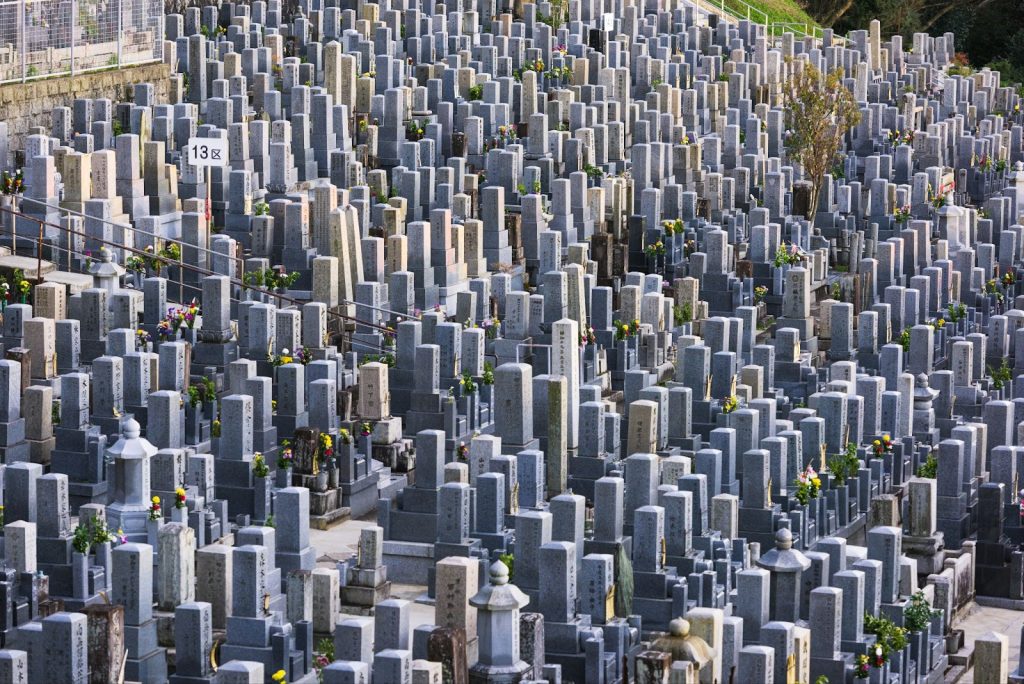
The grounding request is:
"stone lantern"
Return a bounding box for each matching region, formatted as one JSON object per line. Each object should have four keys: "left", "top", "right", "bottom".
{"left": 106, "top": 418, "right": 158, "bottom": 542}
{"left": 756, "top": 527, "right": 810, "bottom": 623}
{"left": 89, "top": 245, "right": 125, "bottom": 297}
{"left": 650, "top": 617, "right": 715, "bottom": 678}
{"left": 468, "top": 560, "right": 531, "bottom": 683}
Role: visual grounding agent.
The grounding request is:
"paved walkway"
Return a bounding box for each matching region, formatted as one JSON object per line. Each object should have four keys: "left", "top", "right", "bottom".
{"left": 310, "top": 516, "right": 437, "bottom": 629}
{"left": 957, "top": 603, "right": 1024, "bottom": 682}
{"left": 312, "top": 515, "right": 1024, "bottom": 678}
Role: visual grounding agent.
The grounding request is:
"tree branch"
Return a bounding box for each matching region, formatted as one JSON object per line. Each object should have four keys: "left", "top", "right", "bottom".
{"left": 823, "top": 0, "right": 856, "bottom": 27}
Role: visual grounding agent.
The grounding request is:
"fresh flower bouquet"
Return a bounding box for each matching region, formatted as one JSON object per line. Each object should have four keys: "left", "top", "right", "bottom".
{"left": 579, "top": 325, "right": 597, "bottom": 348}
{"left": 794, "top": 464, "right": 821, "bottom": 505}
{"left": 0, "top": 169, "right": 24, "bottom": 195}
{"left": 644, "top": 241, "right": 666, "bottom": 258}
{"left": 277, "top": 441, "right": 294, "bottom": 469}
{"left": 872, "top": 434, "right": 894, "bottom": 457}
{"left": 253, "top": 453, "right": 270, "bottom": 478}
{"left": 318, "top": 433, "right": 334, "bottom": 465}
{"left": 613, "top": 319, "right": 640, "bottom": 341}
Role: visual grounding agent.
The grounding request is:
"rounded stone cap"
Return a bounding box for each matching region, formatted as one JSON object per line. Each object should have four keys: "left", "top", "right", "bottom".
{"left": 775, "top": 527, "right": 793, "bottom": 550}
{"left": 123, "top": 419, "right": 141, "bottom": 439}
{"left": 489, "top": 560, "right": 509, "bottom": 585}
{"left": 669, "top": 618, "right": 690, "bottom": 637}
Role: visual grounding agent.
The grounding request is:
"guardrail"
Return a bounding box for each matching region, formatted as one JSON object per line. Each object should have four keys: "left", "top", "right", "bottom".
{"left": 0, "top": 202, "right": 399, "bottom": 357}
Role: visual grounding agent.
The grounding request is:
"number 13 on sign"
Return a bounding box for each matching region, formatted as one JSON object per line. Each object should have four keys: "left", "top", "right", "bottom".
{"left": 186, "top": 139, "right": 229, "bottom": 168}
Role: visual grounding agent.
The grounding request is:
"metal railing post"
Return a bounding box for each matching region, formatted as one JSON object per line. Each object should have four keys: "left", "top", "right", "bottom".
{"left": 70, "top": 0, "right": 76, "bottom": 78}
{"left": 20, "top": 2, "right": 26, "bottom": 83}
{"left": 117, "top": 0, "right": 123, "bottom": 65}
{"left": 35, "top": 218, "right": 43, "bottom": 285}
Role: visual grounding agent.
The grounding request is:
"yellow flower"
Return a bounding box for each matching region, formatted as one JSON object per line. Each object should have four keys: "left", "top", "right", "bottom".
{"left": 882, "top": 434, "right": 890, "bottom": 442}
{"left": 873, "top": 440, "right": 880, "bottom": 446}
{"left": 812, "top": 477, "right": 821, "bottom": 487}
{"left": 175, "top": 487, "right": 185, "bottom": 497}
{"left": 281, "top": 356, "right": 293, "bottom": 364}
{"left": 152, "top": 495, "right": 160, "bottom": 504}
{"left": 272, "top": 672, "right": 287, "bottom": 683}
{"left": 937, "top": 318, "right": 945, "bottom": 327}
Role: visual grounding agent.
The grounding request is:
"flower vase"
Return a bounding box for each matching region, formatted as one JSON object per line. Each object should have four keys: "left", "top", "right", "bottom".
{"left": 171, "top": 506, "right": 188, "bottom": 523}
{"left": 328, "top": 466, "right": 339, "bottom": 489}
{"left": 314, "top": 470, "right": 329, "bottom": 493}
{"left": 338, "top": 441, "right": 356, "bottom": 482}
{"left": 276, "top": 467, "right": 291, "bottom": 489}
{"left": 185, "top": 405, "right": 202, "bottom": 445}
{"left": 146, "top": 517, "right": 163, "bottom": 546}
{"left": 360, "top": 434, "right": 373, "bottom": 458}
{"left": 868, "top": 662, "right": 889, "bottom": 684}
{"left": 72, "top": 551, "right": 90, "bottom": 599}
{"left": 255, "top": 477, "right": 272, "bottom": 521}
{"left": 94, "top": 542, "right": 112, "bottom": 591}
{"left": 0, "top": 195, "right": 11, "bottom": 230}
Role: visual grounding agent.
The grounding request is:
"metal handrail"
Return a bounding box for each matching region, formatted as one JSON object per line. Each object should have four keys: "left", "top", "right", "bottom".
{"left": 0, "top": 205, "right": 398, "bottom": 346}
{"left": 24, "top": 198, "right": 418, "bottom": 323}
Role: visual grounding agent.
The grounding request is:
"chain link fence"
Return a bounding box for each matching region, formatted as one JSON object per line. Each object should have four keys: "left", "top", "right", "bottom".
{"left": 0, "top": 0, "right": 163, "bottom": 84}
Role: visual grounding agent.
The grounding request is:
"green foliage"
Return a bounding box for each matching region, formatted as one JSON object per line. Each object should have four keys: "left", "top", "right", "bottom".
{"left": 252, "top": 453, "right": 270, "bottom": 478}
{"left": 264, "top": 515, "right": 275, "bottom": 528}
{"left": 361, "top": 353, "right": 396, "bottom": 367}
{"left": 674, "top": 303, "right": 692, "bottom": 326}
{"left": 72, "top": 516, "right": 116, "bottom": 555}
{"left": 827, "top": 442, "right": 860, "bottom": 485}
{"left": 482, "top": 362, "right": 495, "bottom": 386}
{"left": 863, "top": 612, "right": 908, "bottom": 660}
{"left": 468, "top": 84, "right": 483, "bottom": 101}
{"left": 459, "top": 371, "right": 477, "bottom": 395}
{"left": 722, "top": 0, "right": 816, "bottom": 26}
{"left": 186, "top": 376, "right": 216, "bottom": 407}
{"left": 315, "top": 637, "right": 335, "bottom": 663}
{"left": 916, "top": 453, "right": 937, "bottom": 478}
{"left": 773, "top": 244, "right": 803, "bottom": 268}
{"left": 904, "top": 591, "right": 940, "bottom": 632}
{"left": 898, "top": 327, "right": 912, "bottom": 352}
{"left": 989, "top": 358, "right": 1013, "bottom": 390}
{"left": 946, "top": 302, "right": 966, "bottom": 323}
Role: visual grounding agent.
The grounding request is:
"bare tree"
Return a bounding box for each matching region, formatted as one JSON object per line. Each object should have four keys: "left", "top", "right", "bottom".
{"left": 783, "top": 59, "right": 861, "bottom": 220}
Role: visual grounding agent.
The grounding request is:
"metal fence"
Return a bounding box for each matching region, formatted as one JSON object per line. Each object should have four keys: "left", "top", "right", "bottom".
{"left": 0, "top": 0, "right": 164, "bottom": 84}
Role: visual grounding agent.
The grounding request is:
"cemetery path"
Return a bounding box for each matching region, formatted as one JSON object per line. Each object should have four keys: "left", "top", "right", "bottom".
{"left": 311, "top": 516, "right": 436, "bottom": 629}
{"left": 958, "top": 603, "right": 1023, "bottom": 682}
